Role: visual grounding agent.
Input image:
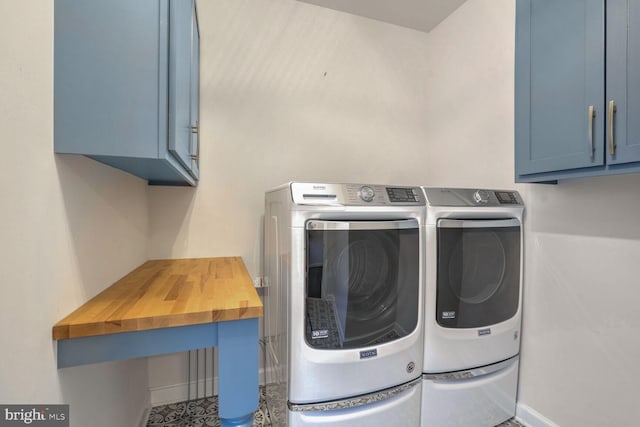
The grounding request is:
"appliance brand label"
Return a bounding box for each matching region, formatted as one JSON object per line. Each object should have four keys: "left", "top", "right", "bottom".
{"left": 311, "top": 329, "right": 329, "bottom": 339}
{"left": 478, "top": 328, "right": 491, "bottom": 336}
{"left": 442, "top": 311, "right": 456, "bottom": 319}
{"left": 360, "top": 349, "right": 378, "bottom": 359}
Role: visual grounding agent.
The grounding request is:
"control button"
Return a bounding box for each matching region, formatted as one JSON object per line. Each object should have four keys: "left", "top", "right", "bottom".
{"left": 473, "top": 190, "right": 490, "bottom": 204}
{"left": 358, "top": 186, "right": 375, "bottom": 202}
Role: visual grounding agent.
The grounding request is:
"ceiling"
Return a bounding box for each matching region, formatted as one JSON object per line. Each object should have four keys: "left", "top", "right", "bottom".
{"left": 297, "top": 0, "right": 468, "bottom": 32}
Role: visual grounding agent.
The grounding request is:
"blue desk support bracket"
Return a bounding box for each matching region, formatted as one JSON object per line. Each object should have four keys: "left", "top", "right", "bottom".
{"left": 56, "top": 318, "right": 260, "bottom": 427}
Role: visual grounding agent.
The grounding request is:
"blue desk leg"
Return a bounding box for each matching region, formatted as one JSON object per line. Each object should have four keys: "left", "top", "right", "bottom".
{"left": 218, "top": 318, "right": 259, "bottom": 427}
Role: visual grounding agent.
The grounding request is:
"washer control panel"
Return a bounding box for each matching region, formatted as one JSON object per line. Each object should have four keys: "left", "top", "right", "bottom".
{"left": 291, "top": 183, "right": 425, "bottom": 206}
{"left": 346, "top": 184, "right": 424, "bottom": 205}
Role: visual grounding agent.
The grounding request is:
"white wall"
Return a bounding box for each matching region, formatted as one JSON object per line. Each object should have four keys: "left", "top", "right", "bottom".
{"left": 519, "top": 175, "right": 640, "bottom": 426}
{"left": 421, "top": 0, "right": 517, "bottom": 189}
{"left": 425, "top": 1, "right": 640, "bottom": 426}
{"left": 0, "top": 2, "right": 150, "bottom": 426}
{"left": 146, "top": 0, "right": 433, "bottom": 402}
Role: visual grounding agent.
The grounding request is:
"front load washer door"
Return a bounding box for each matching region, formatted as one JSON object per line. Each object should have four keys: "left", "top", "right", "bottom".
{"left": 305, "top": 219, "right": 420, "bottom": 349}
{"left": 436, "top": 218, "right": 521, "bottom": 329}
{"left": 290, "top": 218, "right": 423, "bottom": 404}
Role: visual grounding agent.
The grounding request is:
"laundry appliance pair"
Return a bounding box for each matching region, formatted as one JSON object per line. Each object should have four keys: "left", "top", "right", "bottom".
{"left": 263, "top": 183, "right": 524, "bottom": 427}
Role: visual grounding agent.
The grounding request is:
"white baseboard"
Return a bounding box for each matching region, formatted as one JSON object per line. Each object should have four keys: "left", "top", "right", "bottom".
{"left": 149, "top": 377, "right": 219, "bottom": 406}
{"left": 516, "top": 403, "right": 559, "bottom": 427}
{"left": 149, "top": 367, "right": 272, "bottom": 407}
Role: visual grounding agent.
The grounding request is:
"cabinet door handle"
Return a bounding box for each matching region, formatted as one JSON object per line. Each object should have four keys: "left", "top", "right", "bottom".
{"left": 608, "top": 100, "right": 617, "bottom": 156}
{"left": 190, "top": 125, "right": 199, "bottom": 161}
{"left": 588, "top": 105, "right": 595, "bottom": 159}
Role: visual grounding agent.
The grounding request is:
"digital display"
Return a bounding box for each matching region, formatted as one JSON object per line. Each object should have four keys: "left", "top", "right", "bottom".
{"left": 496, "top": 191, "right": 518, "bottom": 204}
{"left": 386, "top": 187, "right": 417, "bottom": 203}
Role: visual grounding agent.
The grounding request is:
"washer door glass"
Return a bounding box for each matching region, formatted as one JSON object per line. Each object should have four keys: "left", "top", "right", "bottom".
{"left": 305, "top": 219, "right": 419, "bottom": 349}
{"left": 436, "top": 219, "right": 521, "bottom": 328}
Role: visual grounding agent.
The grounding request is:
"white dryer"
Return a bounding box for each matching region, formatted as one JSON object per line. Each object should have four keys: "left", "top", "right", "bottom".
{"left": 421, "top": 188, "right": 524, "bottom": 427}
{"left": 264, "top": 183, "right": 426, "bottom": 426}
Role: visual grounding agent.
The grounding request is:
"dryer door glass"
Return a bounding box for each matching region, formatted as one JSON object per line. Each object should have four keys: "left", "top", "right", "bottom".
{"left": 436, "top": 219, "right": 521, "bottom": 328}
{"left": 305, "top": 219, "right": 419, "bottom": 349}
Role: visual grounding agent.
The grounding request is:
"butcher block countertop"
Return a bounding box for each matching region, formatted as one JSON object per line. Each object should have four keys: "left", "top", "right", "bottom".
{"left": 53, "top": 257, "right": 263, "bottom": 340}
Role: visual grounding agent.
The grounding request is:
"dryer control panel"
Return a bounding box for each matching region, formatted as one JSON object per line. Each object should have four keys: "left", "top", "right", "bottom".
{"left": 423, "top": 188, "right": 523, "bottom": 207}
{"left": 291, "top": 183, "right": 426, "bottom": 206}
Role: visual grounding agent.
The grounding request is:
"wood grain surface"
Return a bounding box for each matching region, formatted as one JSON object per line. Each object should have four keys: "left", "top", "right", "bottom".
{"left": 53, "top": 257, "right": 263, "bottom": 340}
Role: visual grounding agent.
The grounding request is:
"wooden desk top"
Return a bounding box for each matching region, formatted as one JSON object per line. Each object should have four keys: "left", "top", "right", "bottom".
{"left": 53, "top": 257, "right": 263, "bottom": 340}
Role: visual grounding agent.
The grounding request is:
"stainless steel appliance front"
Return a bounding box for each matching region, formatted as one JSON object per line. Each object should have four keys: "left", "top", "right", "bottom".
{"left": 420, "top": 187, "right": 524, "bottom": 427}
{"left": 264, "top": 182, "right": 426, "bottom": 426}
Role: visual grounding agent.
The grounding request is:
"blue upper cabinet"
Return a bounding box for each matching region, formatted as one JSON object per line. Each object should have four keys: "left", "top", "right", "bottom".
{"left": 515, "top": 0, "right": 640, "bottom": 183}
{"left": 55, "top": 0, "right": 200, "bottom": 186}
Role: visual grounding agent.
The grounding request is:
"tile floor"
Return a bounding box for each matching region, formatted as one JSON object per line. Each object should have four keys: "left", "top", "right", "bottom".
{"left": 146, "top": 386, "right": 525, "bottom": 426}
{"left": 146, "top": 390, "right": 269, "bottom": 426}
{"left": 498, "top": 419, "right": 526, "bottom": 427}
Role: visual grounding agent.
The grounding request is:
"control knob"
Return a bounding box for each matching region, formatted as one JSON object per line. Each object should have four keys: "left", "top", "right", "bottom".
{"left": 358, "top": 186, "right": 375, "bottom": 202}
{"left": 473, "top": 189, "right": 490, "bottom": 204}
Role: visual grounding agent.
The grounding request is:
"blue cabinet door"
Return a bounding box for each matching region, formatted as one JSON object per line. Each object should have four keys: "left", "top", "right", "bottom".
{"left": 55, "top": 0, "right": 166, "bottom": 159}
{"left": 607, "top": 0, "right": 640, "bottom": 165}
{"left": 515, "top": 0, "right": 605, "bottom": 176}
{"left": 168, "top": 0, "right": 199, "bottom": 179}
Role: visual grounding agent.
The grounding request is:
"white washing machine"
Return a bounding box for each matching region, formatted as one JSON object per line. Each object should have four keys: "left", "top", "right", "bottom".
{"left": 421, "top": 188, "right": 524, "bottom": 427}
{"left": 263, "top": 183, "right": 426, "bottom": 426}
